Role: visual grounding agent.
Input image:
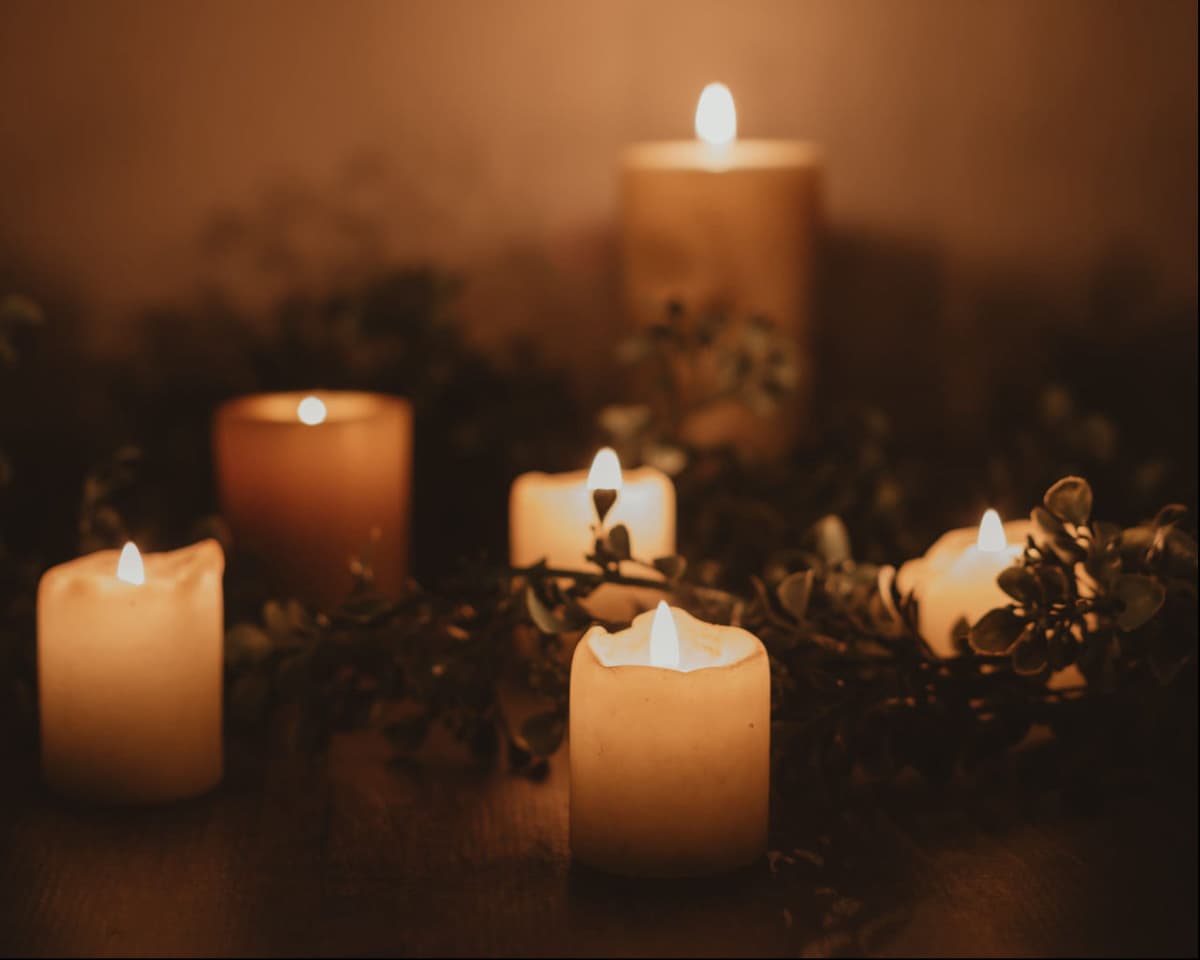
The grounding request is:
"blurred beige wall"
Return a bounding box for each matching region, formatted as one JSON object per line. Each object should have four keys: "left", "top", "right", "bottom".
{"left": 1, "top": 0, "right": 1196, "bottom": 376}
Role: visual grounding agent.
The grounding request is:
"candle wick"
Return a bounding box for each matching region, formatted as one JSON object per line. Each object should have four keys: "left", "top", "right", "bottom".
{"left": 591, "top": 488, "right": 618, "bottom": 525}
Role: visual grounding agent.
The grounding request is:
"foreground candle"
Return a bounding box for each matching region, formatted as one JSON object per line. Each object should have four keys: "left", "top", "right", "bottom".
{"left": 898, "top": 510, "right": 1030, "bottom": 656}
{"left": 509, "top": 448, "right": 675, "bottom": 620}
{"left": 214, "top": 391, "right": 413, "bottom": 605}
{"left": 621, "top": 82, "right": 821, "bottom": 459}
{"left": 570, "top": 602, "right": 769, "bottom": 876}
{"left": 38, "top": 540, "right": 224, "bottom": 803}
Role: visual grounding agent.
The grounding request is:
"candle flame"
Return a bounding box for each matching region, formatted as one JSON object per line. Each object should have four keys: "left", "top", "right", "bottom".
{"left": 117, "top": 541, "right": 145, "bottom": 585}
{"left": 586, "top": 447, "right": 623, "bottom": 492}
{"left": 297, "top": 395, "right": 327, "bottom": 426}
{"left": 695, "top": 82, "right": 737, "bottom": 147}
{"left": 977, "top": 509, "right": 1007, "bottom": 553}
{"left": 650, "top": 600, "right": 681, "bottom": 669}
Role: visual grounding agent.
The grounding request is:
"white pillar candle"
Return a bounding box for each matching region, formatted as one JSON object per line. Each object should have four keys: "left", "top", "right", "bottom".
{"left": 38, "top": 539, "right": 224, "bottom": 803}
{"left": 509, "top": 448, "right": 675, "bottom": 621}
{"left": 570, "top": 602, "right": 770, "bottom": 877}
{"left": 897, "top": 510, "right": 1030, "bottom": 656}
{"left": 213, "top": 390, "right": 413, "bottom": 606}
{"left": 621, "top": 82, "right": 822, "bottom": 460}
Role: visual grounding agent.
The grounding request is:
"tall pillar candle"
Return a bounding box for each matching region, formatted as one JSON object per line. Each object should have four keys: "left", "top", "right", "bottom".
{"left": 38, "top": 540, "right": 224, "bottom": 803}
{"left": 509, "top": 448, "right": 675, "bottom": 621}
{"left": 214, "top": 391, "right": 412, "bottom": 606}
{"left": 621, "top": 83, "right": 822, "bottom": 460}
{"left": 570, "top": 602, "right": 770, "bottom": 876}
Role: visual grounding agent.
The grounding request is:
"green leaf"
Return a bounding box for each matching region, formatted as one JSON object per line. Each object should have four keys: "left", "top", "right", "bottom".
{"left": 652, "top": 554, "right": 687, "bottom": 582}
{"left": 1153, "top": 504, "right": 1187, "bottom": 528}
{"left": 968, "top": 608, "right": 1026, "bottom": 655}
{"left": 263, "top": 600, "right": 292, "bottom": 640}
{"left": 645, "top": 443, "right": 687, "bottom": 476}
{"left": 225, "top": 623, "right": 272, "bottom": 666}
{"left": 808, "top": 515, "right": 852, "bottom": 567}
{"left": 597, "top": 403, "right": 651, "bottom": 439}
{"left": 607, "top": 524, "right": 631, "bottom": 561}
{"left": 1038, "top": 565, "right": 1071, "bottom": 603}
{"left": 1044, "top": 476, "right": 1093, "bottom": 526}
{"left": 1032, "top": 505, "right": 1065, "bottom": 539}
{"left": 997, "top": 566, "right": 1040, "bottom": 606}
{"left": 1012, "top": 630, "right": 1048, "bottom": 675}
{"left": 525, "top": 586, "right": 567, "bottom": 635}
{"left": 1112, "top": 574, "right": 1166, "bottom": 632}
{"left": 777, "top": 569, "right": 815, "bottom": 622}
{"left": 520, "top": 711, "right": 565, "bottom": 757}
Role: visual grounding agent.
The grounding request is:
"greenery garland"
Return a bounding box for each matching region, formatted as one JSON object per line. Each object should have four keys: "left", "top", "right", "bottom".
{"left": 219, "top": 474, "right": 1196, "bottom": 806}
{"left": 1, "top": 277, "right": 1195, "bottom": 811}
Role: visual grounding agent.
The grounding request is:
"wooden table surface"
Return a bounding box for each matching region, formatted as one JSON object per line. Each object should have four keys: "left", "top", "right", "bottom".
{"left": 1, "top": 729, "right": 1196, "bottom": 958}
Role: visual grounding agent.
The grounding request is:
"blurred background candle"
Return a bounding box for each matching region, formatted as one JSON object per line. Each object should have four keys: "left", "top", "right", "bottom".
{"left": 38, "top": 540, "right": 224, "bottom": 803}
{"left": 214, "top": 391, "right": 413, "bottom": 606}
{"left": 509, "top": 448, "right": 675, "bottom": 621}
{"left": 570, "top": 602, "right": 769, "bottom": 877}
{"left": 898, "top": 509, "right": 1030, "bottom": 656}
{"left": 621, "top": 82, "right": 822, "bottom": 460}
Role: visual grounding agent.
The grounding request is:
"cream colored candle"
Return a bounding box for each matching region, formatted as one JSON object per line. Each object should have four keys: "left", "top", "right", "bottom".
{"left": 621, "top": 82, "right": 822, "bottom": 459}
{"left": 570, "top": 602, "right": 770, "bottom": 877}
{"left": 213, "top": 391, "right": 412, "bottom": 606}
{"left": 38, "top": 539, "right": 224, "bottom": 803}
{"left": 897, "top": 510, "right": 1031, "bottom": 656}
{"left": 509, "top": 448, "right": 675, "bottom": 621}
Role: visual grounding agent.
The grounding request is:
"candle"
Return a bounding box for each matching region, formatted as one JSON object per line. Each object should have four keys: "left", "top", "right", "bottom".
{"left": 509, "top": 448, "right": 675, "bottom": 620}
{"left": 213, "top": 391, "right": 413, "bottom": 606}
{"left": 570, "top": 601, "right": 770, "bottom": 876}
{"left": 38, "top": 539, "right": 224, "bottom": 803}
{"left": 897, "top": 509, "right": 1030, "bottom": 656}
{"left": 621, "top": 82, "right": 821, "bottom": 459}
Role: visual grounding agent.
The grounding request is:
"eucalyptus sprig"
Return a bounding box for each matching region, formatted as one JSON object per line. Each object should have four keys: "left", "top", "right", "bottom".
{"left": 969, "top": 476, "right": 1197, "bottom": 687}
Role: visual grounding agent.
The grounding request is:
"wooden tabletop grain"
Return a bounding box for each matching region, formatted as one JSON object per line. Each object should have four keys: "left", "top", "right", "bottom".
{"left": 1, "top": 729, "right": 1195, "bottom": 958}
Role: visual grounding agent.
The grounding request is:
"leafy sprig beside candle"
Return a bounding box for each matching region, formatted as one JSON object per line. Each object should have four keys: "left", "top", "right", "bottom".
{"left": 968, "top": 476, "right": 1196, "bottom": 686}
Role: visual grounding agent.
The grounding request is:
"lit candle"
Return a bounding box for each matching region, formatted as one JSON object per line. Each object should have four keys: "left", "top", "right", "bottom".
{"left": 509, "top": 448, "right": 675, "bottom": 620}
{"left": 897, "top": 510, "right": 1030, "bottom": 656}
{"left": 213, "top": 391, "right": 413, "bottom": 606}
{"left": 37, "top": 539, "right": 224, "bottom": 803}
{"left": 621, "top": 82, "right": 822, "bottom": 459}
{"left": 570, "top": 601, "right": 770, "bottom": 876}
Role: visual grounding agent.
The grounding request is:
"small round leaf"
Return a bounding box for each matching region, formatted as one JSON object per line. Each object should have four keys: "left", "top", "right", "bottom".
{"left": 1044, "top": 476, "right": 1093, "bottom": 526}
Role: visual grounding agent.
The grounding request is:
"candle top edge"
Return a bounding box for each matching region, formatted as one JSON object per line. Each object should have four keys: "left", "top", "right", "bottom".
{"left": 582, "top": 606, "right": 764, "bottom": 673}
{"left": 38, "top": 538, "right": 225, "bottom": 593}
{"left": 623, "top": 139, "right": 821, "bottom": 172}
{"left": 217, "top": 391, "right": 411, "bottom": 426}
{"left": 918, "top": 518, "right": 1033, "bottom": 561}
{"left": 511, "top": 464, "right": 672, "bottom": 489}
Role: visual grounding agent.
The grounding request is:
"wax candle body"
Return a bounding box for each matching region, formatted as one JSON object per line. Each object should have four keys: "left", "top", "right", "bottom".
{"left": 38, "top": 540, "right": 224, "bottom": 803}
{"left": 570, "top": 607, "right": 770, "bottom": 877}
{"left": 621, "top": 140, "right": 821, "bottom": 459}
{"left": 214, "top": 391, "right": 412, "bottom": 606}
{"left": 898, "top": 518, "right": 1031, "bottom": 657}
{"left": 509, "top": 465, "right": 675, "bottom": 621}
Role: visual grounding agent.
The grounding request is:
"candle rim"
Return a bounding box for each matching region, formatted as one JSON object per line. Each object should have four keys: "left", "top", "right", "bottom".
{"left": 582, "top": 606, "right": 764, "bottom": 674}
{"left": 622, "top": 139, "right": 821, "bottom": 172}
{"left": 511, "top": 463, "right": 671, "bottom": 490}
{"left": 216, "top": 390, "right": 411, "bottom": 426}
{"left": 38, "top": 538, "right": 225, "bottom": 596}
